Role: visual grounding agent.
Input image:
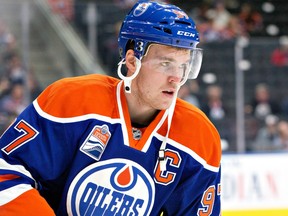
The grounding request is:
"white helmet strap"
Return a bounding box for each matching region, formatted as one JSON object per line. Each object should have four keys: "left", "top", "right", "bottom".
{"left": 158, "top": 86, "right": 179, "bottom": 171}
{"left": 117, "top": 57, "right": 142, "bottom": 93}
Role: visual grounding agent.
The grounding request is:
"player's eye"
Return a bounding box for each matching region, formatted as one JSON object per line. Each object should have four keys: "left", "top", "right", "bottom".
{"left": 160, "top": 62, "right": 170, "bottom": 67}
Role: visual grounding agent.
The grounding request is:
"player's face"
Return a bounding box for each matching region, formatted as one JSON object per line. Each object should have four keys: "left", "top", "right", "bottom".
{"left": 133, "top": 44, "right": 191, "bottom": 110}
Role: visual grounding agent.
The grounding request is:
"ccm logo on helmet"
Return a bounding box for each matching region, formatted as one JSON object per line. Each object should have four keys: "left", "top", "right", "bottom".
{"left": 177, "top": 31, "right": 195, "bottom": 37}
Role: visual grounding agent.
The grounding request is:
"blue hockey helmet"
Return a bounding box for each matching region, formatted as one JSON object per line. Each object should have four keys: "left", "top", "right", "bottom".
{"left": 118, "top": 0, "right": 200, "bottom": 60}
{"left": 117, "top": 1, "right": 203, "bottom": 93}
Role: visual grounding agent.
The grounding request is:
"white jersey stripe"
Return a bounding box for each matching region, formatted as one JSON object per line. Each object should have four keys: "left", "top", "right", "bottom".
{"left": 0, "top": 184, "right": 33, "bottom": 206}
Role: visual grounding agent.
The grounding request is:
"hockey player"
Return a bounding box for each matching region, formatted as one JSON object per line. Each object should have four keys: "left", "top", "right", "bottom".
{"left": 0, "top": 1, "right": 221, "bottom": 215}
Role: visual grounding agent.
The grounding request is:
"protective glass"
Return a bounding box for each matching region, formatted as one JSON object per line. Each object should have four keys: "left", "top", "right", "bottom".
{"left": 141, "top": 46, "right": 203, "bottom": 85}
{"left": 188, "top": 48, "right": 203, "bottom": 79}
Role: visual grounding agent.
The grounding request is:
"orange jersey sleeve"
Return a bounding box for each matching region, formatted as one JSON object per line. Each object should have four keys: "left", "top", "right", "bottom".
{"left": 158, "top": 98, "right": 221, "bottom": 168}
{"left": 37, "top": 74, "right": 120, "bottom": 118}
{"left": 0, "top": 188, "right": 55, "bottom": 216}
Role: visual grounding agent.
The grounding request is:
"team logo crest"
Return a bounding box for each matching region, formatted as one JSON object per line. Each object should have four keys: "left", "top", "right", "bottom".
{"left": 133, "top": 3, "right": 149, "bottom": 17}
{"left": 172, "top": 9, "right": 188, "bottom": 19}
{"left": 66, "top": 159, "right": 155, "bottom": 216}
{"left": 80, "top": 124, "right": 111, "bottom": 161}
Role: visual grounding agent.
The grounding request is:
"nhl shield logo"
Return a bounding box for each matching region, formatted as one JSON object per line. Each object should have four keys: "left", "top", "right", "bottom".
{"left": 80, "top": 124, "right": 111, "bottom": 161}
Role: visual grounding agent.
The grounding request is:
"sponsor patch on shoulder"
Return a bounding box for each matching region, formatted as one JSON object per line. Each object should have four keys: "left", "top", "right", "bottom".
{"left": 80, "top": 124, "right": 111, "bottom": 161}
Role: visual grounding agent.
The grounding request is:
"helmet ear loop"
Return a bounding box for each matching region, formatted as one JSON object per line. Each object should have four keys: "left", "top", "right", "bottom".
{"left": 117, "top": 57, "right": 142, "bottom": 93}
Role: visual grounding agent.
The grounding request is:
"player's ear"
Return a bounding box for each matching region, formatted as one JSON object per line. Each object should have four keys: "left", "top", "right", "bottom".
{"left": 125, "top": 50, "right": 137, "bottom": 75}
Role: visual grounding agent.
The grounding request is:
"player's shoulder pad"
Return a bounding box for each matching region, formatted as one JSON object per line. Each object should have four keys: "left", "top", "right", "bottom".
{"left": 36, "top": 74, "right": 120, "bottom": 117}
{"left": 170, "top": 98, "right": 221, "bottom": 167}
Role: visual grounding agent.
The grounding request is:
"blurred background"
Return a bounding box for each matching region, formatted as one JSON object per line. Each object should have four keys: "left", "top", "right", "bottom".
{"left": 0, "top": 0, "right": 287, "bottom": 214}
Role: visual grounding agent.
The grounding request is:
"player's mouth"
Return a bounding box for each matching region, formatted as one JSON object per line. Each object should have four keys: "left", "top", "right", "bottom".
{"left": 162, "top": 89, "right": 175, "bottom": 97}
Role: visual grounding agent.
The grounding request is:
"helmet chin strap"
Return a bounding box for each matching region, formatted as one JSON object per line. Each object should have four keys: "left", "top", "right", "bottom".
{"left": 117, "top": 57, "right": 142, "bottom": 93}
{"left": 158, "top": 85, "right": 180, "bottom": 171}
{"left": 118, "top": 55, "right": 185, "bottom": 171}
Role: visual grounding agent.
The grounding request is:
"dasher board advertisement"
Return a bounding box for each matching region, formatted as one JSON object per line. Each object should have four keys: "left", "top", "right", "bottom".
{"left": 221, "top": 153, "right": 288, "bottom": 216}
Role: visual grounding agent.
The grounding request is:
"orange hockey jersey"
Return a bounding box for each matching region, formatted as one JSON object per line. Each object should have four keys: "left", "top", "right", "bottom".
{"left": 0, "top": 74, "right": 221, "bottom": 215}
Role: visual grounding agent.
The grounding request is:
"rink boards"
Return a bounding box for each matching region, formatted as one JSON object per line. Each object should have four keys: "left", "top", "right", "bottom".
{"left": 221, "top": 152, "right": 288, "bottom": 215}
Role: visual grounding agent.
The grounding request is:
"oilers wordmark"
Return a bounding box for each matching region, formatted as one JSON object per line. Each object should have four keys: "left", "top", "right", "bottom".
{"left": 67, "top": 159, "right": 155, "bottom": 216}
{"left": 80, "top": 182, "right": 144, "bottom": 215}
